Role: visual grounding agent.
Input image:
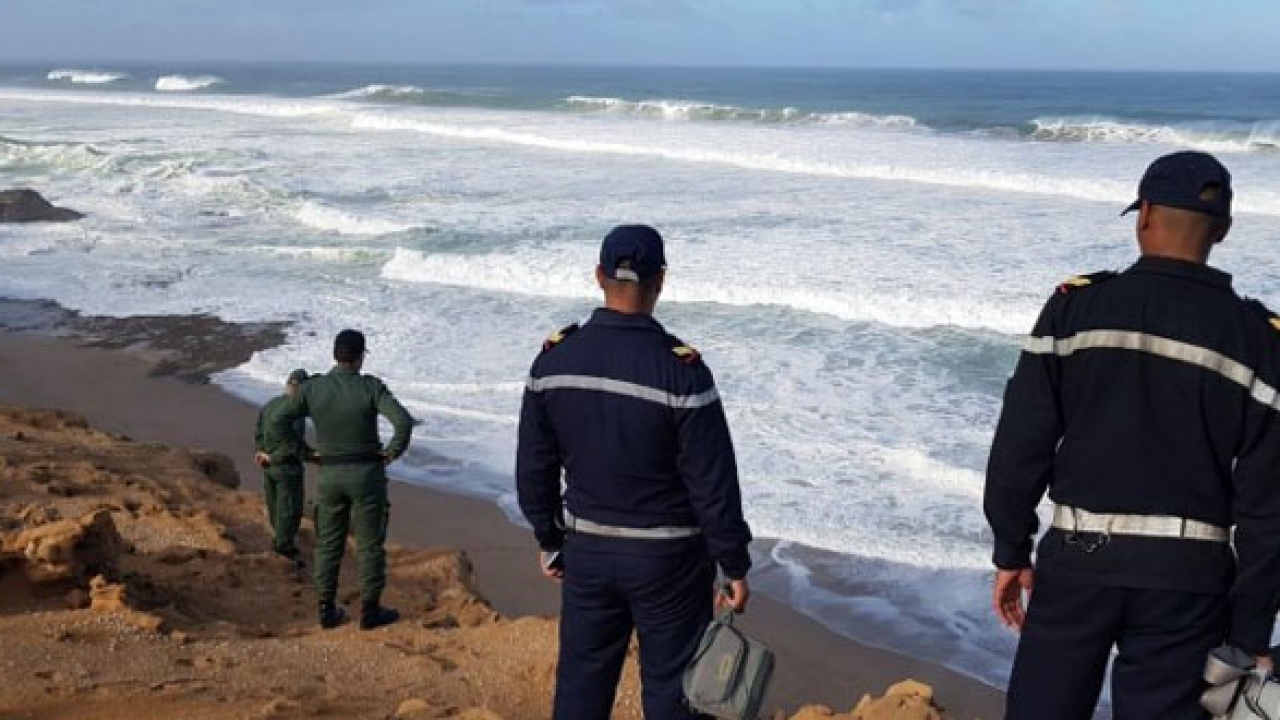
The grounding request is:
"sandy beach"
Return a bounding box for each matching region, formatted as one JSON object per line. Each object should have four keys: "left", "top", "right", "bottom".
{"left": 0, "top": 302, "right": 1005, "bottom": 719}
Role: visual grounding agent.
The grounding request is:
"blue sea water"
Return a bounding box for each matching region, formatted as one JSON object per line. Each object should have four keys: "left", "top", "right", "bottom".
{"left": 1, "top": 62, "right": 1278, "bottom": 693}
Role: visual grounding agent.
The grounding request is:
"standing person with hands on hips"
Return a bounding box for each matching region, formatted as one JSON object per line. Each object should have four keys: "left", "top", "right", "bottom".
{"left": 516, "top": 224, "right": 753, "bottom": 720}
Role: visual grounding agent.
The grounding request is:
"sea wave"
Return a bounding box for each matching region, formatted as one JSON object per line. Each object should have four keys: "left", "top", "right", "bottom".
{"left": 351, "top": 113, "right": 1280, "bottom": 215}
{"left": 564, "top": 95, "right": 920, "bottom": 129}
{"left": 380, "top": 248, "right": 1039, "bottom": 333}
{"left": 1029, "top": 116, "right": 1280, "bottom": 153}
{"left": 47, "top": 69, "right": 129, "bottom": 85}
{"left": 155, "top": 75, "right": 225, "bottom": 92}
{"left": 0, "top": 89, "right": 339, "bottom": 119}
{"left": 293, "top": 201, "right": 420, "bottom": 236}
{"left": 332, "top": 84, "right": 428, "bottom": 101}
{"left": 0, "top": 135, "right": 117, "bottom": 173}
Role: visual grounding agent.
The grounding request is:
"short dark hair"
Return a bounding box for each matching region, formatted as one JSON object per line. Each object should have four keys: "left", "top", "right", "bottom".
{"left": 333, "top": 329, "right": 366, "bottom": 364}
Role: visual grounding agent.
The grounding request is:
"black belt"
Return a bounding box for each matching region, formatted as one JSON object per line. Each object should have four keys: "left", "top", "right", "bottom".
{"left": 315, "top": 452, "right": 383, "bottom": 466}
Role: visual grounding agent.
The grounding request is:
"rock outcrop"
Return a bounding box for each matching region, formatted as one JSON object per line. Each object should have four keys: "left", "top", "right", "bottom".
{"left": 0, "top": 188, "right": 84, "bottom": 223}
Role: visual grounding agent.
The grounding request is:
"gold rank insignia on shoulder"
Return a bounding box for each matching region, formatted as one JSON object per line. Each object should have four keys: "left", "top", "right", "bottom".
{"left": 1057, "top": 276, "right": 1092, "bottom": 294}
{"left": 672, "top": 345, "right": 702, "bottom": 366}
{"left": 542, "top": 323, "right": 579, "bottom": 352}
{"left": 1270, "top": 317, "right": 1280, "bottom": 333}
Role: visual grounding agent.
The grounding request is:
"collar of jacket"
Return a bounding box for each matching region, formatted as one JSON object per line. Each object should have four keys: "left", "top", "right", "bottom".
{"left": 330, "top": 365, "right": 360, "bottom": 375}
{"left": 589, "top": 307, "right": 666, "bottom": 332}
{"left": 1128, "top": 255, "right": 1233, "bottom": 290}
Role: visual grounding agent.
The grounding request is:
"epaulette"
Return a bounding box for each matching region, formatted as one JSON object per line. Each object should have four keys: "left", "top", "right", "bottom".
{"left": 1057, "top": 270, "right": 1117, "bottom": 295}
{"left": 668, "top": 337, "right": 703, "bottom": 367}
{"left": 541, "top": 323, "right": 579, "bottom": 353}
{"left": 1244, "top": 299, "right": 1280, "bottom": 337}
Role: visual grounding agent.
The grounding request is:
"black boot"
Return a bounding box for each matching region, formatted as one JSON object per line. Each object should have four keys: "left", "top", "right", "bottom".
{"left": 319, "top": 601, "right": 347, "bottom": 630}
{"left": 359, "top": 601, "right": 399, "bottom": 630}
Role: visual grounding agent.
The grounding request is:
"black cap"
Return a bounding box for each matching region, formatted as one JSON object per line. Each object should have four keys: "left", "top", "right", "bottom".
{"left": 599, "top": 225, "right": 666, "bottom": 282}
{"left": 333, "top": 329, "right": 366, "bottom": 363}
{"left": 1122, "top": 151, "right": 1233, "bottom": 219}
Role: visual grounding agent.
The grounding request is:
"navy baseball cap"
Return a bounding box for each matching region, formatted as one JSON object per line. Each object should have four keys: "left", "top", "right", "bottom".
{"left": 599, "top": 225, "right": 666, "bottom": 282}
{"left": 1122, "top": 151, "right": 1233, "bottom": 218}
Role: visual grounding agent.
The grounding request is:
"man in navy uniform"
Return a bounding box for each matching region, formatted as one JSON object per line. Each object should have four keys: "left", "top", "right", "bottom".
{"left": 985, "top": 151, "right": 1280, "bottom": 720}
{"left": 516, "top": 224, "right": 753, "bottom": 720}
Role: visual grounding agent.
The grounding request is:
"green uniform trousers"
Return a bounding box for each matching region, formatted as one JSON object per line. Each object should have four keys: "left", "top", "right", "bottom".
{"left": 314, "top": 463, "right": 389, "bottom": 604}
{"left": 263, "top": 464, "right": 304, "bottom": 556}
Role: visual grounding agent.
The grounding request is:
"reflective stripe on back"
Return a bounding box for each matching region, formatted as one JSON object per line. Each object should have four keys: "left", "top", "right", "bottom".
{"left": 1023, "top": 329, "right": 1280, "bottom": 412}
{"left": 527, "top": 374, "right": 720, "bottom": 409}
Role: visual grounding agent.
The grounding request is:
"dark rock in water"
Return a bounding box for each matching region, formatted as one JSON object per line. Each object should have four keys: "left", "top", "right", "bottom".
{"left": 0, "top": 188, "right": 84, "bottom": 223}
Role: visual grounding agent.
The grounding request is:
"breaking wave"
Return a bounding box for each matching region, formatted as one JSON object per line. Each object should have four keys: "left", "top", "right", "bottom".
{"left": 1029, "top": 116, "right": 1280, "bottom": 153}
{"left": 155, "top": 75, "right": 225, "bottom": 92}
{"left": 47, "top": 69, "right": 128, "bottom": 85}
{"left": 331, "top": 84, "right": 428, "bottom": 101}
{"left": 292, "top": 201, "right": 421, "bottom": 236}
{"left": 380, "top": 248, "right": 1039, "bottom": 334}
{"left": 564, "top": 95, "right": 920, "bottom": 129}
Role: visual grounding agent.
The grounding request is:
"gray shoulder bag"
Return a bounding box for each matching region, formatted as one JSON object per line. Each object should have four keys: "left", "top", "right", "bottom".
{"left": 682, "top": 606, "right": 776, "bottom": 720}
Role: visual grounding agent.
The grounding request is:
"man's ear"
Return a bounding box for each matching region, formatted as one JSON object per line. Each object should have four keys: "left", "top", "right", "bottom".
{"left": 595, "top": 265, "right": 607, "bottom": 290}
{"left": 653, "top": 269, "right": 666, "bottom": 297}
{"left": 1137, "top": 201, "right": 1153, "bottom": 231}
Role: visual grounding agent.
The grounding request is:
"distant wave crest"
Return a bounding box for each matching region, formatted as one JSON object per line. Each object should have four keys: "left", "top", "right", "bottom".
{"left": 155, "top": 75, "right": 225, "bottom": 92}
{"left": 1030, "top": 116, "right": 1280, "bottom": 153}
{"left": 47, "top": 69, "right": 129, "bottom": 85}
{"left": 564, "top": 95, "right": 921, "bottom": 129}
{"left": 332, "top": 84, "right": 428, "bottom": 101}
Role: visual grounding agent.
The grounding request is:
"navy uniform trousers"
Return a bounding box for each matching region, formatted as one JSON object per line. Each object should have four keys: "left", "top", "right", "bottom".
{"left": 1006, "top": 572, "right": 1227, "bottom": 720}
{"left": 553, "top": 534, "right": 715, "bottom": 720}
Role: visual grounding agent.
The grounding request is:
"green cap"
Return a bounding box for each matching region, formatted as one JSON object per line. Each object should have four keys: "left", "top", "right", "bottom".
{"left": 287, "top": 368, "right": 309, "bottom": 385}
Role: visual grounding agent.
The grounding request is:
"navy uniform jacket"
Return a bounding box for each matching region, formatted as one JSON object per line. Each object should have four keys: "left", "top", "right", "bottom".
{"left": 985, "top": 255, "right": 1280, "bottom": 653}
{"left": 516, "top": 308, "right": 753, "bottom": 580}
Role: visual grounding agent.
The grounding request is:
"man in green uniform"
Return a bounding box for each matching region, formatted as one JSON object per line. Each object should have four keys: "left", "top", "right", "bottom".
{"left": 254, "top": 368, "right": 312, "bottom": 562}
{"left": 275, "top": 330, "right": 414, "bottom": 630}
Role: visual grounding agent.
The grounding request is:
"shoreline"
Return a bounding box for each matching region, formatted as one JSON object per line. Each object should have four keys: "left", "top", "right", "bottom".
{"left": 0, "top": 305, "right": 1005, "bottom": 717}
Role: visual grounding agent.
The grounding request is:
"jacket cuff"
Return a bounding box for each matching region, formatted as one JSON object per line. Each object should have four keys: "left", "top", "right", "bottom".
{"left": 535, "top": 528, "right": 565, "bottom": 553}
{"left": 993, "top": 538, "right": 1034, "bottom": 570}
{"left": 1228, "top": 594, "right": 1278, "bottom": 655}
{"left": 718, "top": 548, "right": 752, "bottom": 580}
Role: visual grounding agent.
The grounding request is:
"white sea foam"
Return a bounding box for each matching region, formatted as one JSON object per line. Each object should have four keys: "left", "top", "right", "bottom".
{"left": 1031, "top": 116, "right": 1280, "bottom": 153}
{"left": 293, "top": 201, "right": 419, "bottom": 236}
{"left": 380, "top": 248, "right": 1038, "bottom": 333}
{"left": 47, "top": 69, "right": 128, "bottom": 85}
{"left": 242, "top": 244, "right": 390, "bottom": 263}
{"left": 155, "top": 74, "right": 225, "bottom": 92}
{"left": 333, "top": 84, "right": 428, "bottom": 101}
{"left": 0, "top": 136, "right": 116, "bottom": 173}
{"left": 0, "top": 89, "right": 340, "bottom": 119}
{"left": 565, "top": 95, "right": 919, "bottom": 128}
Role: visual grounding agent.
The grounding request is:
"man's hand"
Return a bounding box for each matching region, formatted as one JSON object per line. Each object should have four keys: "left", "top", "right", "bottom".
{"left": 539, "top": 550, "right": 564, "bottom": 582}
{"left": 254, "top": 451, "right": 271, "bottom": 468}
{"left": 994, "top": 568, "right": 1034, "bottom": 631}
{"left": 716, "top": 579, "right": 750, "bottom": 614}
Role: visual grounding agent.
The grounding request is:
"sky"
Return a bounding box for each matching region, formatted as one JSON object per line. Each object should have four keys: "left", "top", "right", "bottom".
{"left": 2, "top": 0, "right": 1277, "bottom": 72}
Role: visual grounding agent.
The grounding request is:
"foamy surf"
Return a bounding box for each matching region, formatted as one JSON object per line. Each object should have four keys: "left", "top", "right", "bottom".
{"left": 47, "top": 69, "right": 128, "bottom": 85}
{"left": 333, "top": 84, "right": 428, "bottom": 101}
{"left": 565, "top": 95, "right": 920, "bottom": 128}
{"left": 155, "top": 74, "right": 225, "bottom": 92}
{"left": 1030, "top": 116, "right": 1280, "bottom": 153}
{"left": 293, "top": 201, "right": 421, "bottom": 236}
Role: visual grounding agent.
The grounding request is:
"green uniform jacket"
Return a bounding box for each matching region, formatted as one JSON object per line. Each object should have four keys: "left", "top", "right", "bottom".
{"left": 255, "top": 395, "right": 311, "bottom": 466}
{"left": 273, "top": 366, "right": 413, "bottom": 462}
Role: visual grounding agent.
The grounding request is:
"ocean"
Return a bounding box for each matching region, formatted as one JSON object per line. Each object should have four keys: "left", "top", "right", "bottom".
{"left": 2, "top": 62, "right": 1278, "bottom": 692}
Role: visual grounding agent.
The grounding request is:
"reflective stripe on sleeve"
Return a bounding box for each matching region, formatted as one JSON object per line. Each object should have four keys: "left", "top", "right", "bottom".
{"left": 1023, "top": 329, "right": 1280, "bottom": 412}
{"left": 526, "top": 374, "right": 721, "bottom": 409}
